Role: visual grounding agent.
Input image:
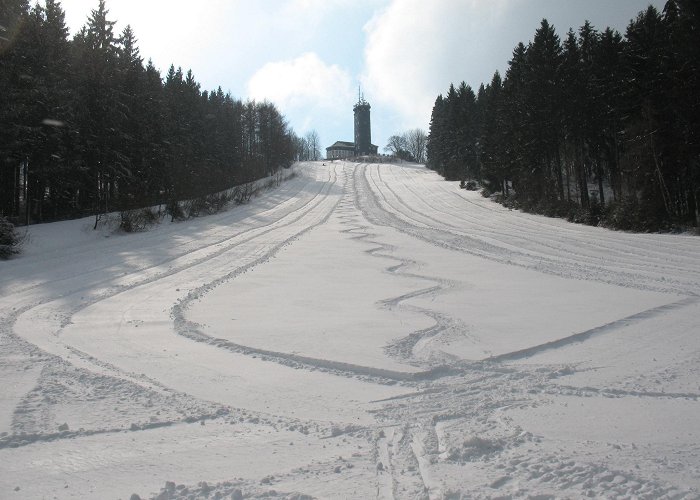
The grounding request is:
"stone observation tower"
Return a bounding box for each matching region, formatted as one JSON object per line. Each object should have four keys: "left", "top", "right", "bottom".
{"left": 353, "top": 88, "right": 372, "bottom": 157}
{"left": 325, "top": 87, "right": 378, "bottom": 160}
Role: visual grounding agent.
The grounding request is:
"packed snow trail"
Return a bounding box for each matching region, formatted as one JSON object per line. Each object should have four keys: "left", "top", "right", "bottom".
{"left": 0, "top": 161, "right": 698, "bottom": 499}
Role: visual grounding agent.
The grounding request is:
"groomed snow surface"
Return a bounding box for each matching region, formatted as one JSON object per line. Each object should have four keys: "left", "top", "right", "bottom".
{"left": 1, "top": 161, "right": 699, "bottom": 499}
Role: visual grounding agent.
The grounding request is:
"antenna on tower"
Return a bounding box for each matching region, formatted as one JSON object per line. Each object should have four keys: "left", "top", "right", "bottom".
{"left": 357, "top": 84, "right": 366, "bottom": 105}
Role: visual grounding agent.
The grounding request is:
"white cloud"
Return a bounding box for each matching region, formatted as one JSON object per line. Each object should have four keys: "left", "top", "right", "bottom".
{"left": 247, "top": 52, "right": 354, "bottom": 118}
{"left": 285, "top": 0, "right": 351, "bottom": 13}
{"left": 361, "top": 0, "right": 515, "bottom": 130}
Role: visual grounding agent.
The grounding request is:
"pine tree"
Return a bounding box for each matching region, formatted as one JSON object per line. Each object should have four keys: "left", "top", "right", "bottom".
{"left": 72, "top": 0, "right": 128, "bottom": 225}
{"left": 525, "top": 19, "right": 564, "bottom": 204}
{"left": 427, "top": 94, "right": 447, "bottom": 176}
{"left": 480, "top": 72, "right": 508, "bottom": 194}
{"left": 623, "top": 6, "right": 670, "bottom": 226}
{"left": 593, "top": 27, "right": 625, "bottom": 203}
{"left": 661, "top": 0, "right": 700, "bottom": 226}
{"left": 561, "top": 28, "right": 589, "bottom": 208}
{"left": 454, "top": 82, "right": 478, "bottom": 181}
{"left": 501, "top": 42, "right": 530, "bottom": 201}
{"left": 139, "top": 59, "right": 167, "bottom": 204}
{"left": 0, "top": 0, "right": 31, "bottom": 219}
{"left": 32, "top": 0, "right": 74, "bottom": 221}
{"left": 115, "top": 24, "right": 161, "bottom": 209}
{"left": 163, "top": 64, "right": 186, "bottom": 203}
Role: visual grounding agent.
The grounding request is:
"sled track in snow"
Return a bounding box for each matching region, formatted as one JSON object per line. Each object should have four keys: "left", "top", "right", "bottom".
{"left": 11, "top": 164, "right": 340, "bottom": 338}
{"left": 361, "top": 164, "right": 700, "bottom": 296}
{"left": 1, "top": 171, "right": 313, "bottom": 299}
{"left": 339, "top": 199, "right": 472, "bottom": 368}
{"left": 490, "top": 295, "right": 700, "bottom": 362}
{"left": 393, "top": 164, "right": 699, "bottom": 265}
{"left": 384, "top": 166, "right": 698, "bottom": 281}
{"left": 2, "top": 161, "right": 699, "bottom": 500}
{"left": 173, "top": 164, "right": 461, "bottom": 382}
{"left": 3, "top": 164, "right": 357, "bottom": 438}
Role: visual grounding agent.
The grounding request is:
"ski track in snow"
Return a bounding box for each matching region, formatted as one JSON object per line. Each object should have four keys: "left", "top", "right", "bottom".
{"left": 361, "top": 163, "right": 700, "bottom": 296}
{"left": 1, "top": 161, "right": 699, "bottom": 499}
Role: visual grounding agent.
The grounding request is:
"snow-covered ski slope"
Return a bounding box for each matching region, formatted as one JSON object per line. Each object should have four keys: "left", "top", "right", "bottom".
{"left": 1, "top": 161, "right": 699, "bottom": 499}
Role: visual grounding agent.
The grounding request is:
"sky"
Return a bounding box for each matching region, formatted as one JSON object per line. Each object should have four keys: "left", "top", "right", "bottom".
{"left": 62, "top": 0, "right": 666, "bottom": 154}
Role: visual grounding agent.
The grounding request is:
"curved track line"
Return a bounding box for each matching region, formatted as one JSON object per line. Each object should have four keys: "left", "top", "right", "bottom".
{"left": 358, "top": 164, "right": 698, "bottom": 296}
{"left": 0, "top": 168, "right": 312, "bottom": 297}
{"left": 376, "top": 165, "right": 700, "bottom": 282}
{"left": 173, "top": 164, "right": 460, "bottom": 381}
{"left": 6, "top": 165, "right": 343, "bottom": 415}
{"left": 489, "top": 295, "right": 699, "bottom": 362}
{"left": 381, "top": 166, "right": 700, "bottom": 278}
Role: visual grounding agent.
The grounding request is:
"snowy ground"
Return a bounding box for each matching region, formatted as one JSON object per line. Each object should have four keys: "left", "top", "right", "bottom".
{"left": 1, "top": 161, "right": 699, "bottom": 499}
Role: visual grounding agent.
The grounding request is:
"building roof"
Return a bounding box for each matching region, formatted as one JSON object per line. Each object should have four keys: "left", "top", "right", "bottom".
{"left": 326, "top": 141, "right": 380, "bottom": 151}
{"left": 326, "top": 141, "right": 355, "bottom": 150}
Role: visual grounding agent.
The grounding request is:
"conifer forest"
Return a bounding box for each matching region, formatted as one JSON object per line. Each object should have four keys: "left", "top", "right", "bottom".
{"left": 1, "top": 0, "right": 298, "bottom": 226}
{"left": 427, "top": 1, "right": 699, "bottom": 232}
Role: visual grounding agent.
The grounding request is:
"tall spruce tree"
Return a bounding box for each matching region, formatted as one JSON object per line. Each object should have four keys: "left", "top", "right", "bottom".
{"left": 525, "top": 19, "right": 564, "bottom": 204}
{"left": 561, "top": 28, "right": 589, "bottom": 208}
{"left": 480, "top": 72, "right": 508, "bottom": 194}
{"left": 37, "top": 0, "right": 75, "bottom": 221}
{"left": 623, "top": 6, "right": 670, "bottom": 226}
{"left": 72, "top": 0, "right": 126, "bottom": 225}
{"left": 501, "top": 42, "right": 530, "bottom": 200}
{"left": 0, "top": 0, "right": 30, "bottom": 219}
{"left": 427, "top": 94, "right": 447, "bottom": 176}
{"left": 593, "top": 27, "right": 625, "bottom": 203}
